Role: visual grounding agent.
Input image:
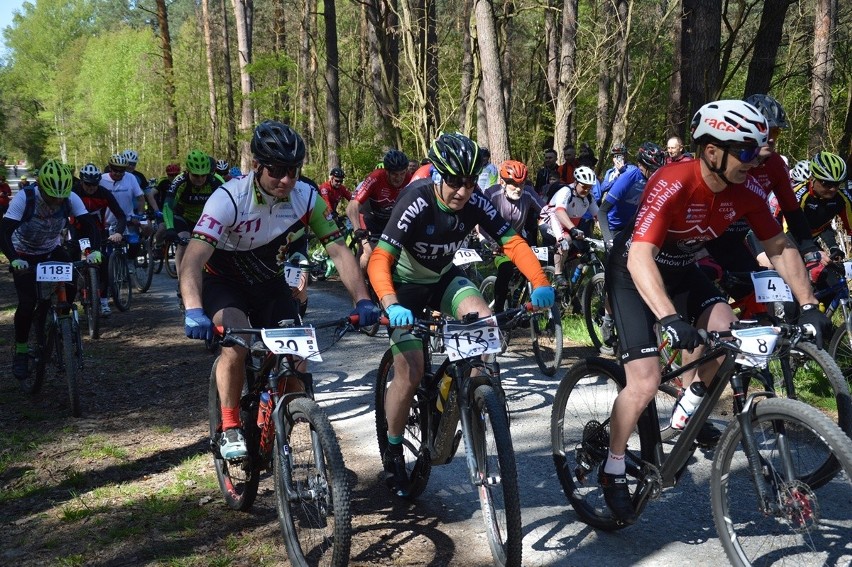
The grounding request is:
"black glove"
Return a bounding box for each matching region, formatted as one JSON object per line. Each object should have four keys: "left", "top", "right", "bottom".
{"left": 659, "top": 314, "right": 703, "bottom": 352}
{"left": 798, "top": 304, "right": 832, "bottom": 349}
{"left": 569, "top": 227, "right": 585, "bottom": 240}
{"left": 164, "top": 228, "right": 178, "bottom": 243}
{"left": 829, "top": 247, "right": 845, "bottom": 261}
{"left": 353, "top": 229, "right": 369, "bottom": 241}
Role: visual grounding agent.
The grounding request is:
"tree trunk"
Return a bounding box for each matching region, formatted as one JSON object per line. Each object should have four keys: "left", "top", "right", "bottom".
{"left": 298, "top": 0, "right": 315, "bottom": 143}
{"left": 232, "top": 0, "right": 254, "bottom": 170}
{"left": 500, "top": 0, "right": 512, "bottom": 121}
{"left": 220, "top": 0, "right": 238, "bottom": 163}
{"left": 457, "top": 0, "right": 474, "bottom": 131}
{"left": 325, "top": 0, "right": 341, "bottom": 169}
{"left": 273, "top": 0, "right": 289, "bottom": 121}
{"left": 742, "top": 0, "right": 791, "bottom": 98}
{"left": 365, "top": 0, "right": 402, "bottom": 147}
{"left": 201, "top": 0, "right": 219, "bottom": 154}
{"left": 155, "top": 0, "right": 179, "bottom": 160}
{"left": 474, "top": 0, "right": 509, "bottom": 162}
{"left": 667, "top": 0, "right": 686, "bottom": 140}
{"left": 544, "top": 0, "right": 558, "bottom": 107}
{"left": 682, "top": 0, "right": 721, "bottom": 122}
{"left": 809, "top": 0, "right": 835, "bottom": 151}
{"left": 841, "top": 80, "right": 852, "bottom": 165}
{"left": 553, "top": 0, "right": 578, "bottom": 159}
{"left": 608, "top": 0, "right": 629, "bottom": 149}
{"left": 425, "top": 0, "right": 439, "bottom": 141}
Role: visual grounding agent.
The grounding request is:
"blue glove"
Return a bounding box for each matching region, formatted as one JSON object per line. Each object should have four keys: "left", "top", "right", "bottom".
{"left": 155, "top": 210, "right": 164, "bottom": 221}
{"left": 86, "top": 251, "right": 103, "bottom": 264}
{"left": 352, "top": 299, "right": 380, "bottom": 327}
{"left": 530, "top": 286, "right": 555, "bottom": 309}
{"left": 11, "top": 259, "right": 29, "bottom": 271}
{"left": 185, "top": 308, "right": 212, "bottom": 340}
{"left": 386, "top": 303, "right": 414, "bottom": 327}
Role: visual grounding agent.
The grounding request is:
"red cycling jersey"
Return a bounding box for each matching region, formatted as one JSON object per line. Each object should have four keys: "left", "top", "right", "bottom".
{"left": 749, "top": 152, "right": 797, "bottom": 212}
{"left": 409, "top": 163, "right": 433, "bottom": 183}
{"left": 352, "top": 168, "right": 412, "bottom": 221}
{"left": 631, "top": 160, "right": 782, "bottom": 268}
{"left": 318, "top": 180, "right": 352, "bottom": 214}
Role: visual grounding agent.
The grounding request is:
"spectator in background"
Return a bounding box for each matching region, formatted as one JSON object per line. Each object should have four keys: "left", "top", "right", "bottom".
{"left": 407, "top": 159, "right": 419, "bottom": 176}
{"left": 665, "top": 136, "right": 693, "bottom": 163}
{"left": 578, "top": 142, "right": 598, "bottom": 169}
{"left": 534, "top": 149, "right": 559, "bottom": 196}
{"left": 557, "top": 143, "right": 579, "bottom": 184}
{"left": 0, "top": 174, "right": 12, "bottom": 216}
{"left": 477, "top": 147, "right": 500, "bottom": 189}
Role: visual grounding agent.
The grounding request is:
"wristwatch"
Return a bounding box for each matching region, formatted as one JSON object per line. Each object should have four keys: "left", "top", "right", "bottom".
{"left": 803, "top": 251, "right": 821, "bottom": 263}
{"left": 800, "top": 303, "right": 820, "bottom": 312}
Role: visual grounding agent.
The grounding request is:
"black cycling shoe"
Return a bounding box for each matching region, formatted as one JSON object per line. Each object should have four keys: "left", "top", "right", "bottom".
{"left": 383, "top": 443, "right": 410, "bottom": 497}
{"left": 696, "top": 420, "right": 722, "bottom": 448}
{"left": 598, "top": 466, "right": 636, "bottom": 524}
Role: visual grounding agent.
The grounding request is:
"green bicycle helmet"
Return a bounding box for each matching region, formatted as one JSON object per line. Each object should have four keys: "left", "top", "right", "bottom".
{"left": 186, "top": 149, "right": 211, "bottom": 175}
{"left": 427, "top": 132, "right": 487, "bottom": 178}
{"left": 810, "top": 151, "right": 847, "bottom": 183}
{"left": 38, "top": 159, "right": 73, "bottom": 198}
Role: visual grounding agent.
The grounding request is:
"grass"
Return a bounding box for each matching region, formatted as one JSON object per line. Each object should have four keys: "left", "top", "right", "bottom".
{"left": 561, "top": 313, "right": 594, "bottom": 346}
{"left": 80, "top": 434, "right": 129, "bottom": 460}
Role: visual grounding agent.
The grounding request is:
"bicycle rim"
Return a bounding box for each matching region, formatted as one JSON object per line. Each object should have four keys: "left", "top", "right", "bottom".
{"left": 110, "top": 253, "right": 132, "bottom": 311}
{"left": 19, "top": 309, "right": 49, "bottom": 395}
{"left": 165, "top": 242, "right": 178, "bottom": 278}
{"left": 828, "top": 327, "right": 852, "bottom": 403}
{"left": 59, "top": 317, "right": 81, "bottom": 417}
{"left": 531, "top": 304, "right": 563, "bottom": 376}
{"left": 275, "top": 398, "right": 351, "bottom": 567}
{"left": 134, "top": 240, "right": 154, "bottom": 292}
{"left": 583, "top": 272, "right": 615, "bottom": 355}
{"left": 711, "top": 397, "right": 852, "bottom": 566}
{"left": 207, "top": 358, "right": 259, "bottom": 511}
{"left": 84, "top": 267, "right": 100, "bottom": 339}
{"left": 550, "top": 358, "right": 634, "bottom": 531}
{"left": 470, "top": 385, "right": 522, "bottom": 567}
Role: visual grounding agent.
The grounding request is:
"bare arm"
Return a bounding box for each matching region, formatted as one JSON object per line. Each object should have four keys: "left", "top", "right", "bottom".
{"left": 626, "top": 241, "right": 677, "bottom": 320}
{"left": 326, "top": 240, "right": 370, "bottom": 303}
{"left": 762, "top": 232, "right": 818, "bottom": 305}
{"left": 179, "top": 239, "right": 215, "bottom": 310}
{"left": 346, "top": 199, "right": 362, "bottom": 232}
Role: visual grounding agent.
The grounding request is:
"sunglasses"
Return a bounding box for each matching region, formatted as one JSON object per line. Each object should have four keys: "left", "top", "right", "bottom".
{"left": 331, "top": 177, "right": 344, "bottom": 183}
{"left": 818, "top": 179, "right": 841, "bottom": 189}
{"left": 444, "top": 175, "right": 477, "bottom": 189}
{"left": 726, "top": 144, "right": 762, "bottom": 163}
{"left": 111, "top": 169, "right": 126, "bottom": 175}
{"left": 263, "top": 163, "right": 300, "bottom": 179}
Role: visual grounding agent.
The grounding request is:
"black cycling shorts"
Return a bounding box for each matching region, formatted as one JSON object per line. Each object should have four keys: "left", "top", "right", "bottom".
{"left": 202, "top": 273, "right": 299, "bottom": 328}
{"left": 606, "top": 250, "right": 726, "bottom": 363}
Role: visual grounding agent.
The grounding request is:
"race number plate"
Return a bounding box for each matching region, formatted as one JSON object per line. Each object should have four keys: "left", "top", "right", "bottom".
{"left": 453, "top": 248, "right": 483, "bottom": 266}
{"left": 443, "top": 316, "right": 501, "bottom": 361}
{"left": 36, "top": 262, "right": 73, "bottom": 282}
{"left": 261, "top": 327, "right": 322, "bottom": 361}
{"left": 731, "top": 326, "right": 780, "bottom": 368}
{"left": 532, "top": 246, "right": 549, "bottom": 262}
{"left": 283, "top": 263, "right": 302, "bottom": 287}
{"left": 751, "top": 270, "right": 793, "bottom": 302}
{"left": 78, "top": 238, "right": 91, "bottom": 251}
{"left": 844, "top": 261, "right": 852, "bottom": 280}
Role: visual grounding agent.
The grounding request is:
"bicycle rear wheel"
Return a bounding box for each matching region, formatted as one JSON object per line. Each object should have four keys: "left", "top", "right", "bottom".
{"left": 109, "top": 252, "right": 132, "bottom": 311}
{"left": 374, "top": 348, "right": 432, "bottom": 499}
{"left": 207, "top": 357, "right": 259, "bottom": 511}
{"left": 551, "top": 357, "right": 637, "bottom": 531}
{"left": 80, "top": 266, "right": 100, "bottom": 339}
{"left": 275, "top": 397, "right": 351, "bottom": 567}
{"left": 582, "top": 272, "right": 616, "bottom": 356}
{"left": 133, "top": 238, "right": 154, "bottom": 292}
{"left": 58, "top": 317, "right": 81, "bottom": 417}
{"left": 18, "top": 306, "right": 50, "bottom": 395}
{"left": 828, "top": 325, "right": 852, "bottom": 396}
{"left": 165, "top": 242, "right": 178, "bottom": 278}
{"left": 530, "top": 304, "right": 563, "bottom": 376}
{"left": 470, "top": 384, "right": 522, "bottom": 567}
{"left": 711, "top": 397, "right": 852, "bottom": 567}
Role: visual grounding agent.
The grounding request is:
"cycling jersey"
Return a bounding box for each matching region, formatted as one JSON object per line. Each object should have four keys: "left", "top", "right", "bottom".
{"left": 72, "top": 184, "right": 126, "bottom": 234}
{"left": 100, "top": 172, "right": 143, "bottom": 226}
{"left": 601, "top": 166, "right": 647, "bottom": 233}
{"left": 318, "top": 180, "right": 352, "bottom": 214}
{"left": 2, "top": 185, "right": 92, "bottom": 256}
{"left": 628, "top": 159, "right": 782, "bottom": 269}
{"left": 539, "top": 184, "right": 598, "bottom": 240}
{"left": 795, "top": 180, "right": 852, "bottom": 254}
{"left": 351, "top": 168, "right": 411, "bottom": 224}
{"left": 164, "top": 172, "right": 223, "bottom": 229}
{"left": 190, "top": 172, "right": 341, "bottom": 285}
{"left": 482, "top": 184, "right": 543, "bottom": 245}
{"left": 478, "top": 163, "right": 499, "bottom": 190}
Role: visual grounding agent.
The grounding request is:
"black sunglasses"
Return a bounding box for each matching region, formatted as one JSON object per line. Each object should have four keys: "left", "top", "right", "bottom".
{"left": 263, "top": 163, "right": 300, "bottom": 179}
{"left": 818, "top": 179, "right": 841, "bottom": 189}
{"left": 444, "top": 175, "right": 477, "bottom": 189}
{"left": 725, "top": 144, "right": 761, "bottom": 163}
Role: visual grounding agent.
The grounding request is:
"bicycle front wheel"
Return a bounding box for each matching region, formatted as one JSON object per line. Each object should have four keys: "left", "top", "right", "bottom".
{"left": 81, "top": 266, "right": 100, "bottom": 339}
{"left": 828, "top": 325, "right": 852, "bottom": 395}
{"left": 58, "top": 317, "right": 81, "bottom": 417}
{"left": 551, "top": 357, "right": 636, "bottom": 531}
{"left": 133, "top": 238, "right": 155, "bottom": 292}
{"left": 582, "top": 272, "right": 616, "bottom": 356}
{"left": 165, "top": 241, "right": 179, "bottom": 278}
{"left": 19, "top": 307, "right": 50, "bottom": 395}
{"left": 530, "top": 304, "right": 563, "bottom": 376}
{"left": 275, "top": 397, "right": 352, "bottom": 567}
{"left": 470, "top": 384, "right": 522, "bottom": 567}
{"left": 207, "top": 357, "right": 259, "bottom": 511}
{"left": 711, "top": 397, "right": 852, "bottom": 567}
{"left": 109, "top": 252, "right": 132, "bottom": 311}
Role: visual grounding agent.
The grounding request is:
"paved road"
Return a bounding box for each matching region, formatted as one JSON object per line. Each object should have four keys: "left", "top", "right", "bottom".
{"left": 303, "top": 279, "right": 730, "bottom": 567}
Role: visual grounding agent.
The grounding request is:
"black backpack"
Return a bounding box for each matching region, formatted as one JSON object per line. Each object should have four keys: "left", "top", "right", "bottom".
{"left": 20, "top": 185, "right": 70, "bottom": 223}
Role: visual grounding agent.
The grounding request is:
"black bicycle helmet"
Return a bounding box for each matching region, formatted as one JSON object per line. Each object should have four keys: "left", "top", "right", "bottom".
{"left": 610, "top": 143, "right": 627, "bottom": 156}
{"left": 427, "top": 132, "right": 487, "bottom": 178}
{"left": 636, "top": 141, "right": 666, "bottom": 173}
{"left": 330, "top": 167, "right": 345, "bottom": 179}
{"left": 251, "top": 120, "right": 305, "bottom": 166}
{"left": 744, "top": 94, "right": 790, "bottom": 129}
{"left": 383, "top": 149, "right": 409, "bottom": 172}
{"left": 80, "top": 163, "right": 102, "bottom": 185}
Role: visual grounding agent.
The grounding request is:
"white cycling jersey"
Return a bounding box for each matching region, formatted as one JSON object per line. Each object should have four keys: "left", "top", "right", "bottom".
{"left": 5, "top": 186, "right": 89, "bottom": 256}
{"left": 192, "top": 171, "right": 340, "bottom": 284}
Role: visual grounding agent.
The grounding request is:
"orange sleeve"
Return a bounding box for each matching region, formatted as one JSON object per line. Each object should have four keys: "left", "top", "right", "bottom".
{"left": 502, "top": 234, "right": 550, "bottom": 288}
{"left": 367, "top": 246, "right": 398, "bottom": 301}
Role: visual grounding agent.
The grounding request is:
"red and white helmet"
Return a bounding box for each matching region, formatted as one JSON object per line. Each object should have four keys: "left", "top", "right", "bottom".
{"left": 690, "top": 100, "right": 768, "bottom": 147}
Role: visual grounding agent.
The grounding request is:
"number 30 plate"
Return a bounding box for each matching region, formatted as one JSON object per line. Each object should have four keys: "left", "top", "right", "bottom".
{"left": 261, "top": 327, "right": 322, "bottom": 361}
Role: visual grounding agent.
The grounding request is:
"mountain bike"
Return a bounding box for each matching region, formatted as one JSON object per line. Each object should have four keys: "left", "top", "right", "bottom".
{"left": 551, "top": 321, "right": 852, "bottom": 566}
{"left": 106, "top": 236, "right": 133, "bottom": 312}
{"left": 17, "top": 261, "right": 86, "bottom": 417}
{"left": 479, "top": 252, "right": 563, "bottom": 376}
{"left": 553, "top": 237, "right": 607, "bottom": 316}
{"left": 72, "top": 237, "right": 101, "bottom": 339}
{"left": 209, "top": 317, "right": 358, "bottom": 567}
{"left": 130, "top": 215, "right": 155, "bottom": 292}
{"left": 374, "top": 309, "right": 530, "bottom": 567}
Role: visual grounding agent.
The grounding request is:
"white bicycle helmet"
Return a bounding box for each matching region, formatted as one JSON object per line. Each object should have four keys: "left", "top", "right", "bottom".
{"left": 215, "top": 159, "right": 229, "bottom": 172}
{"left": 573, "top": 166, "right": 597, "bottom": 186}
{"left": 109, "top": 153, "right": 128, "bottom": 168}
{"left": 790, "top": 160, "right": 810, "bottom": 184}
{"left": 122, "top": 149, "right": 139, "bottom": 164}
{"left": 80, "top": 163, "right": 102, "bottom": 184}
{"left": 691, "top": 100, "right": 768, "bottom": 147}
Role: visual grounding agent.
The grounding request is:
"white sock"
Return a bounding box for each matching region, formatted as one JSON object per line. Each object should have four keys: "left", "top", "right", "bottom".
{"left": 604, "top": 451, "right": 626, "bottom": 475}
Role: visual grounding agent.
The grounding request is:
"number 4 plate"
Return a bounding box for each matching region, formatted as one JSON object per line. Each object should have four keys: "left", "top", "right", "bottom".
{"left": 751, "top": 270, "right": 793, "bottom": 302}
{"left": 443, "top": 316, "right": 501, "bottom": 361}
{"left": 36, "top": 262, "right": 73, "bottom": 282}
{"left": 261, "top": 327, "right": 322, "bottom": 361}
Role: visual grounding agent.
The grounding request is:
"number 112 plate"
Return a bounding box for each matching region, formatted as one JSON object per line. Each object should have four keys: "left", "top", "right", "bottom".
{"left": 443, "top": 316, "right": 501, "bottom": 361}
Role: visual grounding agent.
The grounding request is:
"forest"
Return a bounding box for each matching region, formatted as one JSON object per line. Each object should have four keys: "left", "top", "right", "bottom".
{"left": 0, "top": 0, "right": 850, "bottom": 183}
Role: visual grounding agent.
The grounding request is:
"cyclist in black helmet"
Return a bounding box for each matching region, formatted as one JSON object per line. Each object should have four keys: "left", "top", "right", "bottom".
{"left": 179, "top": 119, "right": 380, "bottom": 460}
{"left": 367, "top": 132, "right": 555, "bottom": 497}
